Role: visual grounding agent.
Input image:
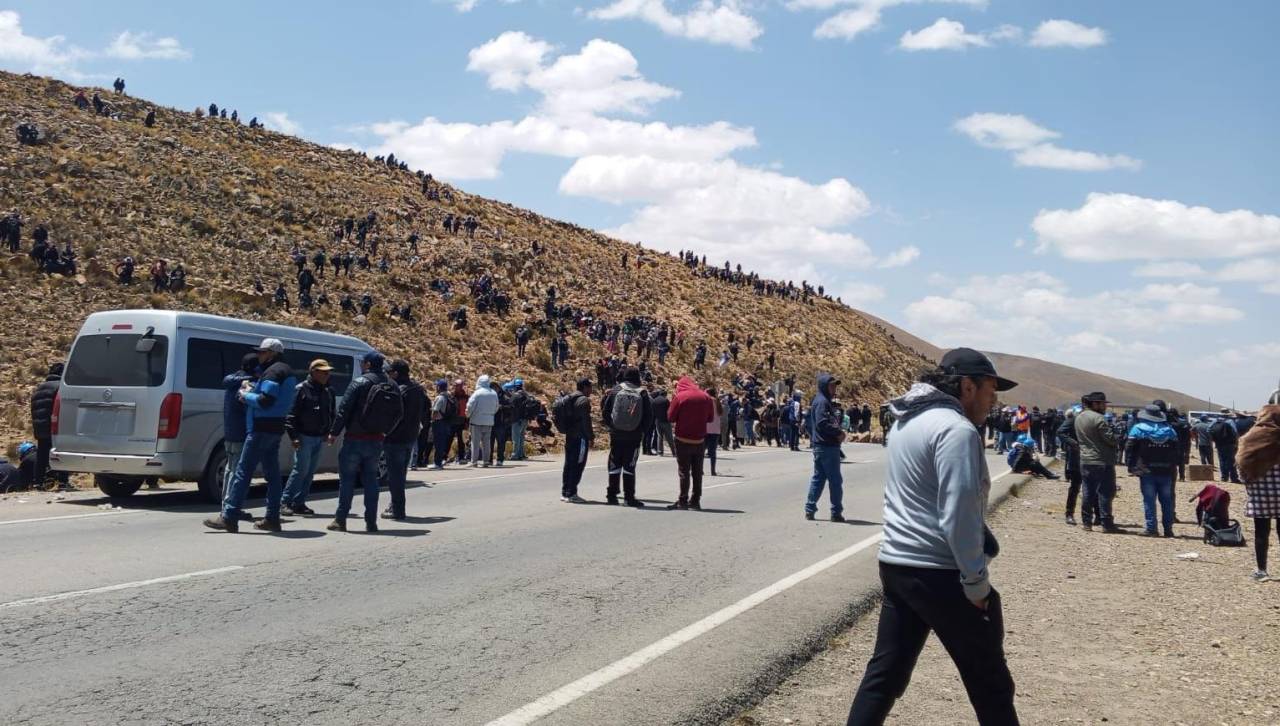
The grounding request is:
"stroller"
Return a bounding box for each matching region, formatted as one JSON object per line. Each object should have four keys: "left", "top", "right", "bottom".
{"left": 1191, "top": 484, "right": 1246, "bottom": 547}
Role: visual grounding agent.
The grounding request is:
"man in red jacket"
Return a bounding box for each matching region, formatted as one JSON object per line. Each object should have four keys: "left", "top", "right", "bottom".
{"left": 667, "top": 376, "right": 715, "bottom": 510}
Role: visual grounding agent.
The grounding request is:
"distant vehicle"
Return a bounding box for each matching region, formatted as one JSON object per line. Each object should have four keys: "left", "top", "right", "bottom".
{"left": 51, "top": 310, "right": 373, "bottom": 501}
{"left": 1186, "top": 410, "right": 1228, "bottom": 424}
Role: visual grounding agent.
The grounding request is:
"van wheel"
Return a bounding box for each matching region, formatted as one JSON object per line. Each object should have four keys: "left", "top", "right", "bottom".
{"left": 95, "top": 474, "right": 143, "bottom": 498}
{"left": 199, "top": 447, "right": 227, "bottom": 504}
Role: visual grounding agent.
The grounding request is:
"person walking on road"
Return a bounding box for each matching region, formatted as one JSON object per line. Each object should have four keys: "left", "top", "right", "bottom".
{"left": 804, "top": 373, "right": 847, "bottom": 522}
{"left": 847, "top": 347, "right": 1019, "bottom": 726}
{"left": 1236, "top": 389, "right": 1280, "bottom": 581}
{"left": 601, "top": 366, "right": 652, "bottom": 507}
{"left": 667, "top": 375, "right": 714, "bottom": 510}
{"left": 281, "top": 359, "right": 335, "bottom": 516}
{"left": 205, "top": 339, "right": 297, "bottom": 533}
{"left": 1075, "top": 391, "right": 1121, "bottom": 534}
{"left": 327, "top": 351, "right": 402, "bottom": 533}
{"left": 1125, "top": 404, "right": 1180, "bottom": 537}
{"left": 466, "top": 375, "right": 499, "bottom": 467}
{"left": 382, "top": 359, "right": 428, "bottom": 520}
{"left": 558, "top": 378, "right": 594, "bottom": 502}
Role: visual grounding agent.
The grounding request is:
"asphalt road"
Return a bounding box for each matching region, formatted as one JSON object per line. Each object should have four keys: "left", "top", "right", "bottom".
{"left": 0, "top": 442, "right": 1013, "bottom": 725}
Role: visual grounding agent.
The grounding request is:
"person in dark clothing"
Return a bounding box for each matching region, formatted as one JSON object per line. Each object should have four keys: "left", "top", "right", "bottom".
{"left": 1169, "top": 408, "right": 1192, "bottom": 483}
{"left": 327, "top": 351, "right": 398, "bottom": 532}
{"left": 115, "top": 256, "right": 135, "bottom": 284}
{"left": 650, "top": 388, "right": 675, "bottom": 456}
{"left": 429, "top": 379, "right": 455, "bottom": 469}
{"left": 29, "top": 362, "right": 65, "bottom": 489}
{"left": 693, "top": 342, "right": 707, "bottom": 369}
{"left": 601, "top": 367, "right": 653, "bottom": 507}
{"left": 488, "top": 379, "right": 512, "bottom": 466}
{"left": 1057, "top": 410, "right": 1086, "bottom": 526}
{"left": 281, "top": 359, "right": 336, "bottom": 516}
{"left": 515, "top": 325, "right": 531, "bottom": 357}
{"left": 1211, "top": 416, "right": 1241, "bottom": 483}
{"left": 1192, "top": 415, "right": 1214, "bottom": 465}
{"left": 804, "top": 373, "right": 847, "bottom": 521}
{"left": 382, "top": 359, "right": 427, "bottom": 520}
{"left": 1028, "top": 407, "right": 1043, "bottom": 452}
{"left": 144, "top": 108, "right": 156, "bottom": 127}
{"left": 204, "top": 339, "right": 297, "bottom": 533}
{"left": 560, "top": 378, "right": 594, "bottom": 502}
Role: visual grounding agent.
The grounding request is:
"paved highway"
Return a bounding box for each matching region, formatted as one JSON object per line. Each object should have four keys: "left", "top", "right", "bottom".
{"left": 0, "top": 443, "right": 1014, "bottom": 725}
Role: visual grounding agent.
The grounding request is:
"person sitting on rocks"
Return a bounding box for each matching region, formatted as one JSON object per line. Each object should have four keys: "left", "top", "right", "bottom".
{"left": 169, "top": 263, "right": 186, "bottom": 291}
{"left": 274, "top": 282, "right": 289, "bottom": 309}
{"left": 93, "top": 93, "right": 105, "bottom": 115}
{"left": 316, "top": 289, "right": 329, "bottom": 306}
{"left": 115, "top": 256, "right": 135, "bottom": 284}
{"left": 74, "top": 91, "right": 90, "bottom": 110}
{"left": 248, "top": 117, "right": 260, "bottom": 129}
{"left": 401, "top": 304, "right": 414, "bottom": 323}
{"left": 359, "top": 293, "right": 373, "bottom": 316}
{"left": 150, "top": 259, "right": 169, "bottom": 292}
{"left": 341, "top": 294, "right": 356, "bottom": 314}
{"left": 144, "top": 108, "right": 156, "bottom": 127}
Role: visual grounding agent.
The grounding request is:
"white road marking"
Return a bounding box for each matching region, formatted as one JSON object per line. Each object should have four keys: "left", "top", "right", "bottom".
{"left": 0, "top": 509, "right": 146, "bottom": 526}
{"left": 0, "top": 566, "right": 244, "bottom": 610}
{"left": 484, "top": 468, "right": 1016, "bottom": 726}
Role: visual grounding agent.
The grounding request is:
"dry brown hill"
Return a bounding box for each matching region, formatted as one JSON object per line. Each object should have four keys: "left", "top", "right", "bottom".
{"left": 854, "top": 311, "right": 1217, "bottom": 412}
{"left": 0, "top": 70, "right": 928, "bottom": 446}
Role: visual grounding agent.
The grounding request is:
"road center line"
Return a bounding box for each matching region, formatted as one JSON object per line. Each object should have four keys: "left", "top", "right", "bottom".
{"left": 0, "top": 566, "right": 244, "bottom": 610}
{"left": 484, "top": 468, "right": 1015, "bottom": 726}
{"left": 0, "top": 509, "right": 146, "bottom": 526}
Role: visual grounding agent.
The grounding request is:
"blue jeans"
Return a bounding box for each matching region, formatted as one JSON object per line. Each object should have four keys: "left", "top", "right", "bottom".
{"left": 704, "top": 434, "right": 719, "bottom": 473}
{"left": 511, "top": 419, "right": 529, "bottom": 459}
{"left": 1139, "top": 473, "right": 1175, "bottom": 532}
{"left": 335, "top": 438, "right": 383, "bottom": 523}
{"left": 1081, "top": 464, "right": 1116, "bottom": 527}
{"left": 222, "top": 440, "right": 244, "bottom": 497}
{"left": 805, "top": 444, "right": 844, "bottom": 516}
{"left": 282, "top": 435, "right": 323, "bottom": 508}
{"left": 222, "top": 430, "right": 284, "bottom": 521}
{"left": 1218, "top": 446, "right": 1239, "bottom": 482}
{"left": 383, "top": 441, "right": 412, "bottom": 517}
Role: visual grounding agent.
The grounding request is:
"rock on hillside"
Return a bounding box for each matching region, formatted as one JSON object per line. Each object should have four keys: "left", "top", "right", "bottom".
{"left": 0, "top": 70, "right": 926, "bottom": 446}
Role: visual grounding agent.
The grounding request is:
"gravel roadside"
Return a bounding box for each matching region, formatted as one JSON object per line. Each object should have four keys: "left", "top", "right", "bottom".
{"left": 728, "top": 472, "right": 1280, "bottom": 726}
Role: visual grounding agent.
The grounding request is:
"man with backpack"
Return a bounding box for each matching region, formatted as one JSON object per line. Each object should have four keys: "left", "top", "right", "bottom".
{"left": 601, "top": 367, "right": 653, "bottom": 507}
{"left": 327, "top": 351, "right": 402, "bottom": 533}
{"left": 509, "top": 378, "right": 536, "bottom": 461}
{"left": 489, "top": 379, "right": 513, "bottom": 466}
{"left": 466, "top": 375, "right": 500, "bottom": 467}
{"left": 1212, "top": 415, "right": 1242, "bottom": 483}
{"left": 650, "top": 387, "right": 675, "bottom": 456}
{"left": 281, "top": 359, "right": 336, "bottom": 517}
{"left": 555, "top": 378, "right": 594, "bottom": 503}
{"left": 205, "top": 339, "right": 298, "bottom": 533}
{"left": 429, "top": 379, "right": 455, "bottom": 470}
{"left": 382, "top": 359, "right": 428, "bottom": 520}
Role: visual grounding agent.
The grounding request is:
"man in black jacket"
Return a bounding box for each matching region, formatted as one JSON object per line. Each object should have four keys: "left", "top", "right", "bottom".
{"left": 561, "top": 378, "right": 594, "bottom": 503}
{"left": 327, "top": 351, "right": 397, "bottom": 532}
{"left": 804, "top": 373, "right": 847, "bottom": 522}
{"left": 281, "top": 360, "right": 335, "bottom": 516}
{"left": 1057, "top": 410, "right": 1085, "bottom": 526}
{"left": 30, "top": 362, "right": 64, "bottom": 489}
{"left": 602, "top": 367, "right": 652, "bottom": 507}
{"left": 509, "top": 379, "right": 534, "bottom": 461}
{"left": 650, "top": 387, "right": 674, "bottom": 456}
{"left": 382, "top": 359, "right": 427, "bottom": 520}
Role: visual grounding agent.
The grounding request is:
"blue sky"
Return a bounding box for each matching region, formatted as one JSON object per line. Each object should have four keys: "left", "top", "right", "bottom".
{"left": 4, "top": 1, "right": 1278, "bottom": 407}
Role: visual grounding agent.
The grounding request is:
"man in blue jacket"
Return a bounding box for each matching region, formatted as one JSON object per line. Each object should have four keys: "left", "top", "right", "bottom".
{"left": 804, "top": 373, "right": 846, "bottom": 522}
{"left": 1125, "top": 404, "right": 1181, "bottom": 537}
{"left": 205, "top": 339, "right": 297, "bottom": 533}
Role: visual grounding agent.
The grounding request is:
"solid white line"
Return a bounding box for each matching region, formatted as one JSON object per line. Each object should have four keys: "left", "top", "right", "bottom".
{"left": 485, "top": 466, "right": 1018, "bottom": 726}
{"left": 0, "top": 509, "right": 146, "bottom": 526}
{"left": 0, "top": 566, "right": 244, "bottom": 610}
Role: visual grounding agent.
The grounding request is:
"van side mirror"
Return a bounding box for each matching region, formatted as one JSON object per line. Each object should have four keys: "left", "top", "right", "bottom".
{"left": 135, "top": 338, "right": 157, "bottom": 353}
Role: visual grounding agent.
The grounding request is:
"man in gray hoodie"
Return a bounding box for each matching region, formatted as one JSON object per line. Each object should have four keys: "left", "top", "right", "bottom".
{"left": 848, "top": 348, "right": 1019, "bottom": 726}
{"left": 467, "top": 375, "right": 500, "bottom": 467}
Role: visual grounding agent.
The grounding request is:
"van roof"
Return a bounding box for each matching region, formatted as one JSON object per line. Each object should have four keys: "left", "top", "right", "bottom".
{"left": 78, "top": 309, "right": 374, "bottom": 352}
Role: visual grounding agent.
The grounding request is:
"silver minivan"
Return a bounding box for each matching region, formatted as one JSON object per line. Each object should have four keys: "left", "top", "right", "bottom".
{"left": 51, "top": 310, "right": 373, "bottom": 501}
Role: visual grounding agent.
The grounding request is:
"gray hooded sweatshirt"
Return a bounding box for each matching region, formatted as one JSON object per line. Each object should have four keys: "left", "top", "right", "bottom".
{"left": 879, "top": 383, "right": 993, "bottom": 602}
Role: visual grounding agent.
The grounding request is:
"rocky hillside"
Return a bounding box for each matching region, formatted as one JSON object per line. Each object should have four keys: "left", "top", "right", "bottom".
{"left": 0, "top": 70, "right": 927, "bottom": 446}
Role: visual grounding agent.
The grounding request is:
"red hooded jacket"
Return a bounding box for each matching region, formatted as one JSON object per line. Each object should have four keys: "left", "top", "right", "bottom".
{"left": 668, "top": 376, "right": 714, "bottom": 444}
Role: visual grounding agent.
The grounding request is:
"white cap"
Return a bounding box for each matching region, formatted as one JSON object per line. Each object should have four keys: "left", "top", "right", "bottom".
{"left": 255, "top": 337, "right": 284, "bottom": 353}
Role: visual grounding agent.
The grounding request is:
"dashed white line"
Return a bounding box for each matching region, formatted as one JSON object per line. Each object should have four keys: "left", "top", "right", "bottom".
{"left": 0, "top": 566, "right": 244, "bottom": 610}
{"left": 0, "top": 509, "right": 146, "bottom": 526}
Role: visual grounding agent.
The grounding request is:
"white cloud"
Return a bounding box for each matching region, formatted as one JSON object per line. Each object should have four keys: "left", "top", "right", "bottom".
{"left": 899, "top": 18, "right": 989, "bottom": 51}
{"left": 954, "top": 113, "right": 1140, "bottom": 172}
{"left": 104, "top": 31, "right": 190, "bottom": 60}
{"left": 1133, "top": 261, "right": 1206, "bottom": 278}
{"left": 1213, "top": 258, "right": 1280, "bottom": 283}
{"left": 877, "top": 245, "right": 920, "bottom": 268}
{"left": 589, "top": 0, "right": 763, "bottom": 49}
{"left": 1033, "top": 193, "right": 1280, "bottom": 261}
{"left": 793, "top": 0, "right": 987, "bottom": 42}
{"left": 0, "top": 10, "right": 84, "bottom": 73}
{"left": 263, "top": 112, "right": 302, "bottom": 136}
{"left": 466, "top": 31, "right": 552, "bottom": 91}
{"left": 1029, "top": 19, "right": 1107, "bottom": 48}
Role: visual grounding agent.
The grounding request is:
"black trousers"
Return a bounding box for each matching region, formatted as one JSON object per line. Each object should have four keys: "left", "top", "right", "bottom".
{"left": 562, "top": 436, "right": 589, "bottom": 498}
{"left": 1064, "top": 468, "right": 1082, "bottom": 518}
{"left": 1198, "top": 444, "right": 1213, "bottom": 465}
{"left": 1255, "top": 518, "right": 1280, "bottom": 572}
{"left": 607, "top": 437, "right": 641, "bottom": 500}
{"left": 451, "top": 423, "right": 467, "bottom": 462}
{"left": 848, "top": 563, "right": 1018, "bottom": 726}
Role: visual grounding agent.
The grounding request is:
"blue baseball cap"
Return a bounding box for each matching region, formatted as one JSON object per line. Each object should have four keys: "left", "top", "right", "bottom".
{"left": 362, "top": 351, "right": 385, "bottom": 369}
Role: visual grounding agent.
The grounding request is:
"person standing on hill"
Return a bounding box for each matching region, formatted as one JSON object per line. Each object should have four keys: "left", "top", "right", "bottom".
{"left": 281, "top": 359, "right": 335, "bottom": 517}
{"left": 804, "top": 373, "right": 847, "bottom": 522}
{"left": 847, "top": 348, "right": 1019, "bottom": 726}
{"left": 382, "top": 359, "right": 427, "bottom": 520}
{"left": 29, "top": 362, "right": 64, "bottom": 490}
{"left": 666, "top": 376, "right": 714, "bottom": 510}
{"left": 205, "top": 339, "right": 297, "bottom": 533}
{"left": 515, "top": 324, "right": 531, "bottom": 358}
{"left": 1075, "top": 391, "right": 1120, "bottom": 534}
{"left": 601, "top": 366, "right": 652, "bottom": 507}
{"left": 558, "top": 378, "right": 594, "bottom": 503}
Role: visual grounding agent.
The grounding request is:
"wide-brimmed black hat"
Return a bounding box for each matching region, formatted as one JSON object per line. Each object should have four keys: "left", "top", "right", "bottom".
{"left": 939, "top": 348, "right": 1017, "bottom": 391}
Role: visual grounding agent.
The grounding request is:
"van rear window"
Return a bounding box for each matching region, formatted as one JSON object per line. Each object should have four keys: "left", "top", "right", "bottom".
{"left": 65, "top": 334, "right": 169, "bottom": 387}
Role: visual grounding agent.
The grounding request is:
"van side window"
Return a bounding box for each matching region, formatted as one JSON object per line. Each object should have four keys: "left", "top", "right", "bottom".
{"left": 281, "top": 349, "right": 353, "bottom": 392}
{"left": 186, "top": 338, "right": 257, "bottom": 389}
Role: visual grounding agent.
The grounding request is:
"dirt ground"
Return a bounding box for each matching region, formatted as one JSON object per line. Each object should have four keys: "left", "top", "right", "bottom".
{"left": 729, "top": 472, "right": 1280, "bottom": 726}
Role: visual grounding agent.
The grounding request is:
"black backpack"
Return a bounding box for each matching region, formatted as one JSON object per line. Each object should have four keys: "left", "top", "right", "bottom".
{"left": 1210, "top": 420, "right": 1237, "bottom": 448}
{"left": 358, "top": 374, "right": 404, "bottom": 435}
{"left": 552, "top": 393, "right": 581, "bottom": 435}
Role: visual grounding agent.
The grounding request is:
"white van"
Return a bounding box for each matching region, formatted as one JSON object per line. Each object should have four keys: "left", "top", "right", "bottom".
{"left": 51, "top": 310, "right": 374, "bottom": 501}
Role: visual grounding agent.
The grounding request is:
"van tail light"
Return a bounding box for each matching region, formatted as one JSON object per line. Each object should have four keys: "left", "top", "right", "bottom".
{"left": 51, "top": 393, "right": 61, "bottom": 436}
{"left": 158, "top": 393, "right": 183, "bottom": 439}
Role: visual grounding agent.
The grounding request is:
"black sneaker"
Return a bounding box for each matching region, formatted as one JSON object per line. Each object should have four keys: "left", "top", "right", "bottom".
{"left": 625, "top": 499, "right": 646, "bottom": 508}
{"left": 606, "top": 497, "right": 620, "bottom": 505}
{"left": 253, "top": 518, "right": 282, "bottom": 532}
{"left": 1065, "top": 514, "right": 1077, "bottom": 526}
{"left": 203, "top": 515, "right": 238, "bottom": 533}
{"left": 804, "top": 512, "right": 815, "bottom": 521}
{"left": 1163, "top": 529, "right": 1175, "bottom": 538}
{"left": 291, "top": 504, "right": 315, "bottom": 516}
{"left": 381, "top": 508, "right": 406, "bottom": 521}
{"left": 830, "top": 514, "right": 846, "bottom": 523}
{"left": 326, "top": 519, "right": 346, "bottom": 532}
{"left": 689, "top": 502, "right": 702, "bottom": 511}
{"left": 666, "top": 502, "right": 689, "bottom": 510}
{"left": 365, "top": 520, "right": 379, "bottom": 533}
